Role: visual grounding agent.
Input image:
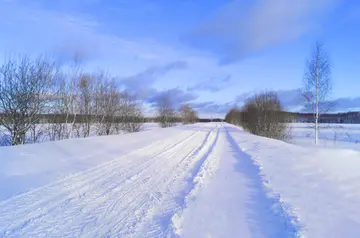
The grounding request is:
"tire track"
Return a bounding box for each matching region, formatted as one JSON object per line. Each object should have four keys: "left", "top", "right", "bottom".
{"left": 0, "top": 124, "right": 223, "bottom": 237}
{"left": 92, "top": 126, "right": 219, "bottom": 237}
{"left": 71, "top": 131, "right": 206, "bottom": 237}
{"left": 0, "top": 130, "right": 197, "bottom": 237}
{"left": 167, "top": 124, "right": 222, "bottom": 237}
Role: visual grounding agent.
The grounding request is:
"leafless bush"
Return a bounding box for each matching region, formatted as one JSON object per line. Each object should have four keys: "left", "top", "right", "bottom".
{"left": 179, "top": 104, "right": 198, "bottom": 124}
{"left": 241, "top": 92, "right": 290, "bottom": 140}
{"left": 0, "top": 55, "right": 57, "bottom": 145}
{"left": 226, "top": 91, "right": 291, "bottom": 141}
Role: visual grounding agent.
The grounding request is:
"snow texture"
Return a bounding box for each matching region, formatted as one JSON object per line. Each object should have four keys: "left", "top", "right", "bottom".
{"left": 1, "top": 123, "right": 360, "bottom": 237}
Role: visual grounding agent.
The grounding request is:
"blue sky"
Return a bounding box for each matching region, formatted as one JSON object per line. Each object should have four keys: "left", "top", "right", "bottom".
{"left": 1, "top": 0, "right": 360, "bottom": 117}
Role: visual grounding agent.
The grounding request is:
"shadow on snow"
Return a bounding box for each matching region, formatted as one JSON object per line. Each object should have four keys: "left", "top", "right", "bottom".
{"left": 225, "top": 127, "right": 300, "bottom": 238}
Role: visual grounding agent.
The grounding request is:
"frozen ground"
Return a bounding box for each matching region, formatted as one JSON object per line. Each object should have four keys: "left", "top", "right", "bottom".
{"left": 1, "top": 123, "right": 360, "bottom": 237}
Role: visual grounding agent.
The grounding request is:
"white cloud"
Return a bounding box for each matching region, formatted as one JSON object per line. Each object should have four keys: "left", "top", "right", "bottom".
{"left": 193, "top": 0, "right": 340, "bottom": 63}
{"left": 187, "top": 75, "right": 232, "bottom": 92}
{"left": 0, "top": 0, "right": 197, "bottom": 78}
{"left": 119, "top": 61, "right": 188, "bottom": 99}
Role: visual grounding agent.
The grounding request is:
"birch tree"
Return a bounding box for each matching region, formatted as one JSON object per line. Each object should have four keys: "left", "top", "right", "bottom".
{"left": 302, "top": 42, "right": 332, "bottom": 144}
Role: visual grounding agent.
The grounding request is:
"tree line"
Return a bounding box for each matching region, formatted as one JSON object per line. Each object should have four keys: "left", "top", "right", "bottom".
{"left": 0, "top": 55, "right": 199, "bottom": 146}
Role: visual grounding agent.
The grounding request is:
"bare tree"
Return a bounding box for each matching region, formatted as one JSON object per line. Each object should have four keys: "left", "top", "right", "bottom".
{"left": 179, "top": 104, "right": 198, "bottom": 124}
{"left": 156, "top": 94, "right": 177, "bottom": 128}
{"left": 119, "top": 93, "right": 144, "bottom": 133}
{"left": 46, "top": 59, "right": 83, "bottom": 142}
{"left": 76, "top": 74, "right": 98, "bottom": 137}
{"left": 302, "top": 42, "right": 332, "bottom": 144}
{"left": 45, "top": 72, "right": 77, "bottom": 141}
{"left": 0, "top": 53, "right": 149, "bottom": 146}
{"left": 58, "top": 62, "right": 83, "bottom": 139}
{"left": 0, "top": 55, "right": 56, "bottom": 145}
{"left": 95, "top": 75, "right": 122, "bottom": 135}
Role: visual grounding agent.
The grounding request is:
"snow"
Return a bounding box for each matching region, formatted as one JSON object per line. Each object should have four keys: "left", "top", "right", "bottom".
{"left": 289, "top": 123, "right": 360, "bottom": 151}
{"left": 0, "top": 123, "right": 161, "bottom": 146}
{"left": 177, "top": 127, "right": 296, "bottom": 238}
{"left": 0, "top": 124, "right": 163, "bottom": 201}
{"left": 229, "top": 126, "right": 360, "bottom": 237}
{"left": 1, "top": 122, "right": 360, "bottom": 237}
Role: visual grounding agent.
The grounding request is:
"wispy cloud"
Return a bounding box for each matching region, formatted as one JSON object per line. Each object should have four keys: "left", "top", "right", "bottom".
{"left": 148, "top": 88, "right": 197, "bottom": 109}
{"left": 187, "top": 74, "right": 231, "bottom": 92}
{"left": 235, "top": 88, "right": 303, "bottom": 111}
{"left": 191, "top": 101, "right": 234, "bottom": 116}
{"left": 333, "top": 97, "right": 360, "bottom": 112}
{"left": 118, "top": 61, "right": 196, "bottom": 110}
{"left": 189, "top": 0, "right": 339, "bottom": 64}
{"left": 0, "top": 1, "right": 188, "bottom": 69}
{"left": 119, "top": 61, "right": 188, "bottom": 99}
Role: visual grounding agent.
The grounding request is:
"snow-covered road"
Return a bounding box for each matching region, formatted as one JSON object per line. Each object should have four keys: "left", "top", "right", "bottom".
{"left": 2, "top": 123, "right": 360, "bottom": 237}
{"left": 0, "top": 123, "right": 296, "bottom": 237}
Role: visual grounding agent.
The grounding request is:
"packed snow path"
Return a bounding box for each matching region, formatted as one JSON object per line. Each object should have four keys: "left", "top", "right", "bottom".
{"left": 0, "top": 123, "right": 297, "bottom": 237}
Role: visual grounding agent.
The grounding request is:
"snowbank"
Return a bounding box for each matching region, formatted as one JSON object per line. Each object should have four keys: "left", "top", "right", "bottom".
{"left": 227, "top": 125, "right": 360, "bottom": 237}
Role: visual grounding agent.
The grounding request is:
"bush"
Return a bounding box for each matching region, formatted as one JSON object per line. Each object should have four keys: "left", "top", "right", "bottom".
{"left": 226, "top": 91, "right": 290, "bottom": 141}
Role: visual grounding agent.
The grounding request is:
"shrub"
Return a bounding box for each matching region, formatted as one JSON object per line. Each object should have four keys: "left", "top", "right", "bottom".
{"left": 226, "top": 91, "right": 290, "bottom": 141}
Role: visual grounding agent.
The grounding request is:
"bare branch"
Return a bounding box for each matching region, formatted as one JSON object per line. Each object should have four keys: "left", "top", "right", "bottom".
{"left": 301, "top": 42, "right": 332, "bottom": 144}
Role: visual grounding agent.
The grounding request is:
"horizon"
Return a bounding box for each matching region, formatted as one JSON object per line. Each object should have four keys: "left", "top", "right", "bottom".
{"left": 1, "top": 0, "right": 360, "bottom": 117}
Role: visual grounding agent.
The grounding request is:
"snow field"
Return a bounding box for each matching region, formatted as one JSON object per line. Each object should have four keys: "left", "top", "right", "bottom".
{"left": 289, "top": 123, "right": 360, "bottom": 151}
{"left": 1, "top": 123, "right": 360, "bottom": 237}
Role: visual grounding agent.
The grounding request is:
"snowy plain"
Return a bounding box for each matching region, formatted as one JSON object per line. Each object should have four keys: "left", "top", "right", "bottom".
{"left": 1, "top": 123, "right": 360, "bottom": 237}
{"left": 289, "top": 123, "right": 360, "bottom": 151}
